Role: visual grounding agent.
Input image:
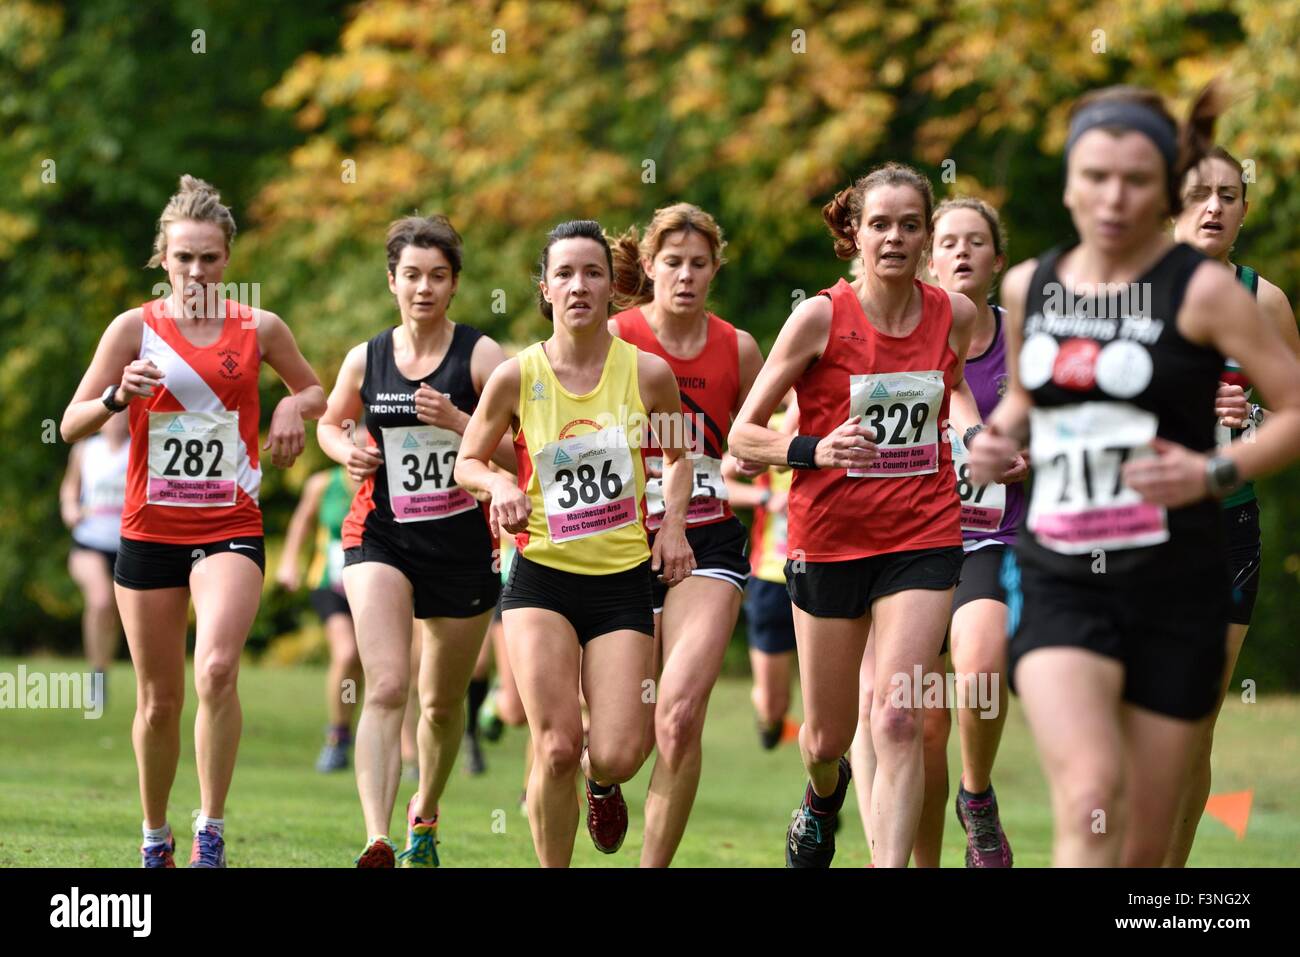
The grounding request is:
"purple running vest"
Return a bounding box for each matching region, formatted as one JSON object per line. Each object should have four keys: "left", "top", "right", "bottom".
{"left": 961, "top": 306, "right": 1023, "bottom": 546}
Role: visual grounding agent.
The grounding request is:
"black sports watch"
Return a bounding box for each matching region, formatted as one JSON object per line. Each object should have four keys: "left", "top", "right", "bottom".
{"left": 1205, "top": 455, "right": 1243, "bottom": 499}
{"left": 101, "top": 384, "right": 128, "bottom": 414}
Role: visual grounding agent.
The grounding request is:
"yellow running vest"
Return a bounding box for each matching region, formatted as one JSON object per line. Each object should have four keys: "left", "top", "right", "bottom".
{"left": 515, "top": 337, "right": 650, "bottom": 574}
{"left": 754, "top": 410, "right": 792, "bottom": 584}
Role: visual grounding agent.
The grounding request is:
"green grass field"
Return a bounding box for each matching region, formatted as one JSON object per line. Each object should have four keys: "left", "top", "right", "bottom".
{"left": 2, "top": 656, "right": 1297, "bottom": 867}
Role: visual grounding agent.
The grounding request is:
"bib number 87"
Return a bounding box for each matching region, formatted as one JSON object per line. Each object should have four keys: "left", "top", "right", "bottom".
{"left": 162, "top": 438, "right": 224, "bottom": 478}
{"left": 864, "top": 402, "right": 929, "bottom": 445}
{"left": 555, "top": 460, "right": 623, "bottom": 508}
{"left": 955, "top": 463, "right": 990, "bottom": 503}
{"left": 402, "top": 450, "right": 457, "bottom": 492}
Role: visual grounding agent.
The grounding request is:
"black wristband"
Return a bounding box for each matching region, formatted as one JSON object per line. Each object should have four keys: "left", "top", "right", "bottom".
{"left": 787, "top": 434, "right": 821, "bottom": 470}
{"left": 963, "top": 424, "right": 984, "bottom": 447}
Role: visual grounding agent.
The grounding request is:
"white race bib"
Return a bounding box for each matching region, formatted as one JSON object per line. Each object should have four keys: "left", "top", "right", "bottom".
{"left": 848, "top": 371, "right": 944, "bottom": 477}
{"left": 644, "top": 454, "right": 727, "bottom": 528}
{"left": 536, "top": 427, "right": 638, "bottom": 543}
{"left": 1027, "top": 402, "right": 1168, "bottom": 554}
{"left": 381, "top": 425, "right": 477, "bottom": 523}
{"left": 147, "top": 411, "right": 238, "bottom": 507}
{"left": 949, "top": 427, "right": 1006, "bottom": 534}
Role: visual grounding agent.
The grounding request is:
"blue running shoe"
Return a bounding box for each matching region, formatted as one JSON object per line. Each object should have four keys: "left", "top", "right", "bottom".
{"left": 141, "top": 835, "right": 175, "bottom": 869}
{"left": 189, "top": 826, "right": 226, "bottom": 868}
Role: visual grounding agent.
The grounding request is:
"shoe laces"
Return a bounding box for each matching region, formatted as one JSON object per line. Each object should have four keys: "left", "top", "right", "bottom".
{"left": 192, "top": 827, "right": 223, "bottom": 866}
{"left": 962, "top": 796, "right": 1003, "bottom": 851}
{"left": 142, "top": 839, "right": 173, "bottom": 867}
{"left": 398, "top": 826, "right": 438, "bottom": 866}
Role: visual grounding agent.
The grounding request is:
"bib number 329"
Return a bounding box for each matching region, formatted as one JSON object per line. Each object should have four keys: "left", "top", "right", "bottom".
{"left": 381, "top": 425, "right": 476, "bottom": 523}
{"left": 537, "top": 427, "right": 638, "bottom": 543}
{"left": 1027, "top": 402, "right": 1168, "bottom": 554}
{"left": 147, "top": 411, "right": 239, "bottom": 507}
{"left": 848, "top": 371, "right": 944, "bottom": 477}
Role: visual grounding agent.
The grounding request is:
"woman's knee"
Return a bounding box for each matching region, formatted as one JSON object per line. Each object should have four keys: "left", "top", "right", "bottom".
{"left": 535, "top": 728, "right": 583, "bottom": 779}
{"left": 1057, "top": 768, "right": 1123, "bottom": 837}
{"left": 803, "top": 717, "right": 855, "bottom": 765}
{"left": 872, "top": 698, "right": 922, "bottom": 749}
{"left": 655, "top": 693, "right": 705, "bottom": 767}
{"left": 194, "top": 655, "right": 240, "bottom": 700}
{"left": 137, "top": 687, "right": 183, "bottom": 729}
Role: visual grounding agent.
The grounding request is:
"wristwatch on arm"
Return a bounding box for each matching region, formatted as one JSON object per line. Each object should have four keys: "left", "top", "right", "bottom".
{"left": 101, "top": 384, "right": 128, "bottom": 414}
{"left": 1205, "top": 455, "right": 1244, "bottom": 500}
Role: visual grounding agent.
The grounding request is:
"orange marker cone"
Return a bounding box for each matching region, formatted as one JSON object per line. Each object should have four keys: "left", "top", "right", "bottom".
{"left": 781, "top": 717, "right": 800, "bottom": 743}
{"left": 1204, "top": 790, "right": 1253, "bottom": 841}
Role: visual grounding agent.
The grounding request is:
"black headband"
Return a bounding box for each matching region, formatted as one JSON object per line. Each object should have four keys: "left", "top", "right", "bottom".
{"left": 1065, "top": 101, "right": 1178, "bottom": 173}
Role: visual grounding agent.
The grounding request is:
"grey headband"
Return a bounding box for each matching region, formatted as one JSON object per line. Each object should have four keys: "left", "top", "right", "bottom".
{"left": 1065, "top": 101, "right": 1178, "bottom": 172}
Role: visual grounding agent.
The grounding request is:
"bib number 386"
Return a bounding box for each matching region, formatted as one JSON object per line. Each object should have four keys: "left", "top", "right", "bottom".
{"left": 848, "top": 371, "right": 944, "bottom": 477}
{"left": 381, "top": 425, "right": 476, "bottom": 523}
{"left": 537, "top": 427, "right": 638, "bottom": 543}
{"left": 1027, "top": 402, "right": 1168, "bottom": 554}
{"left": 147, "top": 411, "right": 239, "bottom": 507}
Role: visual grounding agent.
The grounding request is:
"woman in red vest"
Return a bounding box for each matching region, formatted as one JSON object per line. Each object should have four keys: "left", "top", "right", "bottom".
{"left": 731, "top": 163, "right": 991, "bottom": 867}
{"left": 61, "top": 175, "right": 324, "bottom": 868}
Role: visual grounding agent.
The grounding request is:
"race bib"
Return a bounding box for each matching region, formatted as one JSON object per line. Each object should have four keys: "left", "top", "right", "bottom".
{"left": 536, "top": 427, "right": 638, "bottom": 543}
{"left": 949, "top": 427, "right": 1006, "bottom": 534}
{"left": 848, "top": 371, "right": 944, "bottom": 477}
{"left": 147, "top": 411, "right": 238, "bottom": 507}
{"left": 381, "top": 425, "right": 477, "bottom": 523}
{"left": 1027, "top": 402, "right": 1168, "bottom": 554}
{"left": 644, "top": 454, "right": 727, "bottom": 528}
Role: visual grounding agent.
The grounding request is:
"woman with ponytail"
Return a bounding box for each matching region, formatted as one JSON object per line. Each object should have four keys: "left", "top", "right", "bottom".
{"left": 969, "top": 83, "right": 1300, "bottom": 866}
{"left": 731, "top": 163, "right": 993, "bottom": 867}
{"left": 607, "top": 204, "right": 764, "bottom": 866}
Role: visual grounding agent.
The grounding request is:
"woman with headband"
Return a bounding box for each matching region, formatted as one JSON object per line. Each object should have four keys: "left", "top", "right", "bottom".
{"left": 969, "top": 84, "right": 1300, "bottom": 866}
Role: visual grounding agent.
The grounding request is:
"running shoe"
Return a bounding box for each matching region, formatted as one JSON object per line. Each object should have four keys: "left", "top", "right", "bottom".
{"left": 955, "top": 784, "right": 1013, "bottom": 868}
{"left": 478, "top": 696, "right": 505, "bottom": 743}
{"left": 315, "top": 731, "right": 350, "bottom": 773}
{"left": 785, "top": 756, "right": 851, "bottom": 869}
{"left": 585, "top": 780, "right": 628, "bottom": 854}
{"left": 189, "top": 826, "right": 226, "bottom": 868}
{"left": 398, "top": 794, "right": 440, "bottom": 868}
{"left": 462, "top": 732, "right": 486, "bottom": 776}
{"left": 758, "top": 719, "right": 783, "bottom": 751}
{"left": 355, "top": 836, "right": 396, "bottom": 868}
{"left": 141, "top": 835, "right": 175, "bottom": 869}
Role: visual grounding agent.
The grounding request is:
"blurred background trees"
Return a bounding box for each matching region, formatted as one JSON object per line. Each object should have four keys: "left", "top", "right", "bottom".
{"left": 4, "top": 0, "right": 1297, "bottom": 685}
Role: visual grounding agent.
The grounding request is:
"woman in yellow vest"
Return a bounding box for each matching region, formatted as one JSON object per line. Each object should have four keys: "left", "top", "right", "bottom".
{"left": 456, "top": 220, "right": 696, "bottom": 867}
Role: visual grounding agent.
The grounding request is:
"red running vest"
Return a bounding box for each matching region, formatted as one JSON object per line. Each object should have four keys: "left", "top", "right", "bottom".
{"left": 611, "top": 307, "right": 740, "bottom": 530}
{"left": 787, "top": 278, "right": 962, "bottom": 561}
{"left": 120, "top": 299, "right": 263, "bottom": 543}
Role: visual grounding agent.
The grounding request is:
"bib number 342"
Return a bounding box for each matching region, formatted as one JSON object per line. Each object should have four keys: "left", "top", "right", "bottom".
{"left": 147, "top": 411, "right": 239, "bottom": 507}
{"left": 1027, "top": 402, "right": 1168, "bottom": 554}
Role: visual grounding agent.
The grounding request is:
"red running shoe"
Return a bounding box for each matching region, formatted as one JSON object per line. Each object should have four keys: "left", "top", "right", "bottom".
{"left": 585, "top": 780, "right": 628, "bottom": 855}
{"left": 355, "top": 836, "right": 396, "bottom": 868}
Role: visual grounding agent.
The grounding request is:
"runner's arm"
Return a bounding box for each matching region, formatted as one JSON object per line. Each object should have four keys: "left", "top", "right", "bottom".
{"left": 276, "top": 471, "right": 330, "bottom": 590}
{"left": 59, "top": 444, "right": 84, "bottom": 529}
{"left": 729, "top": 296, "right": 833, "bottom": 466}
{"left": 469, "top": 335, "right": 519, "bottom": 472}
{"left": 61, "top": 310, "right": 145, "bottom": 443}
{"left": 455, "top": 360, "right": 531, "bottom": 532}
{"left": 640, "top": 351, "right": 696, "bottom": 585}
{"left": 318, "top": 345, "right": 384, "bottom": 483}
